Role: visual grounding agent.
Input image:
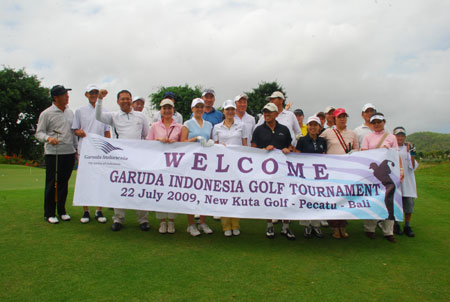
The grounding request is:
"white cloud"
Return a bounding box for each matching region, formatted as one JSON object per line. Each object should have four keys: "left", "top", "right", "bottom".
{"left": 1, "top": 0, "right": 449, "bottom": 133}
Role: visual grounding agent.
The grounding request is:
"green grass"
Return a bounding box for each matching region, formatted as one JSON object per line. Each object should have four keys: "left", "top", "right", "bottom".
{"left": 0, "top": 163, "right": 449, "bottom": 302}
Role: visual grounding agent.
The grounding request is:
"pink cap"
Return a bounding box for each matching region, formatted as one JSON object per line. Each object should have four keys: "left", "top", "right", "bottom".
{"left": 333, "top": 108, "right": 348, "bottom": 117}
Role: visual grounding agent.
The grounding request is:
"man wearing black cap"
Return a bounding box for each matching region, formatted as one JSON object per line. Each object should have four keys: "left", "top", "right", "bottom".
{"left": 36, "top": 85, "right": 77, "bottom": 224}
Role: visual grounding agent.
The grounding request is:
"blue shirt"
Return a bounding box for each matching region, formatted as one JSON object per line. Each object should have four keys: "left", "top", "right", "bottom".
{"left": 202, "top": 108, "right": 223, "bottom": 126}
{"left": 184, "top": 118, "right": 213, "bottom": 140}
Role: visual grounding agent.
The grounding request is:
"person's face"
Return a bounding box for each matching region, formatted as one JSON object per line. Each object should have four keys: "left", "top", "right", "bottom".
{"left": 270, "top": 97, "right": 283, "bottom": 108}
{"left": 326, "top": 110, "right": 335, "bottom": 123}
{"left": 396, "top": 134, "right": 406, "bottom": 145}
{"left": 371, "top": 119, "right": 385, "bottom": 132}
{"left": 335, "top": 114, "right": 347, "bottom": 128}
{"left": 263, "top": 110, "right": 277, "bottom": 123}
{"left": 235, "top": 98, "right": 247, "bottom": 114}
{"left": 192, "top": 104, "right": 205, "bottom": 117}
{"left": 296, "top": 114, "right": 304, "bottom": 125}
{"left": 132, "top": 100, "right": 145, "bottom": 112}
{"left": 54, "top": 92, "right": 69, "bottom": 107}
{"left": 362, "top": 108, "right": 376, "bottom": 123}
{"left": 85, "top": 90, "right": 99, "bottom": 104}
{"left": 307, "top": 121, "right": 320, "bottom": 135}
{"left": 202, "top": 93, "right": 215, "bottom": 108}
{"left": 117, "top": 92, "right": 132, "bottom": 113}
{"left": 224, "top": 107, "right": 236, "bottom": 119}
{"left": 318, "top": 116, "right": 325, "bottom": 126}
{"left": 161, "top": 105, "right": 174, "bottom": 119}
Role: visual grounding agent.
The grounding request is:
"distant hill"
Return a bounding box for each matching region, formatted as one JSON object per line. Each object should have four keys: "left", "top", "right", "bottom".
{"left": 407, "top": 132, "right": 450, "bottom": 153}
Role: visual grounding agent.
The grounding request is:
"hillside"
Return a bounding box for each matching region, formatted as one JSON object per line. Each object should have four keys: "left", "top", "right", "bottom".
{"left": 407, "top": 132, "right": 450, "bottom": 153}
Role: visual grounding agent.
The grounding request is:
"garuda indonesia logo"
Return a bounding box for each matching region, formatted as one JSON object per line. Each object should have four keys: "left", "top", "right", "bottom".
{"left": 90, "top": 137, "right": 123, "bottom": 154}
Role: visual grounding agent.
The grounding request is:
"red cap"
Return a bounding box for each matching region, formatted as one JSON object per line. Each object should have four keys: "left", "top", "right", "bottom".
{"left": 333, "top": 108, "right": 348, "bottom": 117}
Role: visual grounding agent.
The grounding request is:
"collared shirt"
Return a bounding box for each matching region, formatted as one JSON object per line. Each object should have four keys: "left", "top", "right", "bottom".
{"left": 146, "top": 119, "right": 182, "bottom": 142}
{"left": 354, "top": 123, "right": 373, "bottom": 147}
{"left": 213, "top": 120, "right": 245, "bottom": 146}
{"left": 256, "top": 109, "right": 301, "bottom": 145}
{"left": 252, "top": 121, "right": 292, "bottom": 150}
{"left": 296, "top": 133, "right": 327, "bottom": 154}
{"left": 361, "top": 130, "right": 398, "bottom": 150}
{"left": 152, "top": 111, "right": 183, "bottom": 125}
{"left": 320, "top": 127, "right": 359, "bottom": 154}
{"left": 35, "top": 104, "right": 77, "bottom": 155}
{"left": 183, "top": 118, "right": 213, "bottom": 140}
{"left": 399, "top": 145, "right": 418, "bottom": 198}
{"left": 202, "top": 107, "right": 224, "bottom": 126}
{"left": 72, "top": 103, "right": 110, "bottom": 152}
{"left": 95, "top": 99, "right": 149, "bottom": 140}
{"left": 235, "top": 112, "right": 255, "bottom": 146}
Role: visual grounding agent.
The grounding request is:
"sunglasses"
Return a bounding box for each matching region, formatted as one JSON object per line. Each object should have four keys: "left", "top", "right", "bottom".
{"left": 371, "top": 120, "right": 383, "bottom": 124}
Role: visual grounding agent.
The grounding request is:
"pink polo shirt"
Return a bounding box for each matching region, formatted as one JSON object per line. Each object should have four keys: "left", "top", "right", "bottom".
{"left": 146, "top": 119, "right": 182, "bottom": 142}
{"left": 361, "top": 130, "right": 398, "bottom": 150}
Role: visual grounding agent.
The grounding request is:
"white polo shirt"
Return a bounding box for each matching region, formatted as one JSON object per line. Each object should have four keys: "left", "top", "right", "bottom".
{"left": 212, "top": 120, "right": 245, "bottom": 146}
{"left": 95, "top": 99, "right": 149, "bottom": 140}
{"left": 399, "top": 145, "right": 418, "bottom": 198}
{"left": 72, "top": 103, "right": 110, "bottom": 152}
{"left": 235, "top": 112, "right": 255, "bottom": 146}
{"left": 256, "top": 109, "right": 301, "bottom": 145}
{"left": 354, "top": 123, "right": 373, "bottom": 147}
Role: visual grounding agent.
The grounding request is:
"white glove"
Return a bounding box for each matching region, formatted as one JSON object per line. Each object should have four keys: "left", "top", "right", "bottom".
{"left": 204, "top": 139, "right": 214, "bottom": 147}
{"left": 295, "top": 133, "right": 302, "bottom": 140}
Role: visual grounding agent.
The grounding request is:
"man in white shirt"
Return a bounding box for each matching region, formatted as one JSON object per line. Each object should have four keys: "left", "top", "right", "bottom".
{"left": 35, "top": 85, "right": 77, "bottom": 224}
{"left": 324, "top": 106, "right": 335, "bottom": 129}
{"left": 95, "top": 89, "right": 150, "bottom": 231}
{"left": 354, "top": 103, "right": 376, "bottom": 147}
{"left": 255, "top": 91, "right": 301, "bottom": 146}
{"left": 132, "top": 96, "right": 145, "bottom": 112}
{"left": 234, "top": 93, "right": 255, "bottom": 146}
{"left": 72, "top": 84, "right": 111, "bottom": 224}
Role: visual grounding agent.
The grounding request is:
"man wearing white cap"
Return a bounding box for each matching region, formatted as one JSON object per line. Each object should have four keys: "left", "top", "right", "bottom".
{"left": 95, "top": 89, "right": 150, "bottom": 232}
{"left": 72, "top": 84, "right": 111, "bottom": 224}
{"left": 255, "top": 91, "right": 302, "bottom": 146}
{"left": 201, "top": 89, "right": 223, "bottom": 126}
{"left": 324, "top": 106, "right": 335, "bottom": 129}
{"left": 234, "top": 93, "right": 255, "bottom": 147}
{"left": 354, "top": 103, "right": 377, "bottom": 146}
{"left": 132, "top": 96, "right": 145, "bottom": 112}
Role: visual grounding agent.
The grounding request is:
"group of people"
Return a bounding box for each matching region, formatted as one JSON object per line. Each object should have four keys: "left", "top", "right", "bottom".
{"left": 35, "top": 84, "right": 418, "bottom": 243}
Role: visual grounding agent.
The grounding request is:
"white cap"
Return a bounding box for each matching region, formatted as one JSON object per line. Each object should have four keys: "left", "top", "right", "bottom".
{"left": 362, "top": 103, "right": 376, "bottom": 112}
{"left": 86, "top": 84, "right": 99, "bottom": 93}
{"left": 223, "top": 99, "right": 236, "bottom": 109}
{"left": 133, "top": 96, "right": 145, "bottom": 103}
{"left": 201, "top": 89, "right": 215, "bottom": 97}
{"left": 306, "top": 116, "right": 321, "bottom": 125}
{"left": 370, "top": 113, "right": 385, "bottom": 122}
{"left": 191, "top": 98, "right": 205, "bottom": 108}
{"left": 261, "top": 103, "right": 278, "bottom": 113}
{"left": 324, "top": 106, "right": 335, "bottom": 114}
{"left": 234, "top": 94, "right": 248, "bottom": 102}
{"left": 160, "top": 99, "right": 174, "bottom": 107}
{"left": 268, "top": 91, "right": 285, "bottom": 100}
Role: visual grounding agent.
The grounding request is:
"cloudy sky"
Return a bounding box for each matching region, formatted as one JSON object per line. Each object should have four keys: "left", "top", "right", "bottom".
{"left": 1, "top": 0, "right": 449, "bottom": 133}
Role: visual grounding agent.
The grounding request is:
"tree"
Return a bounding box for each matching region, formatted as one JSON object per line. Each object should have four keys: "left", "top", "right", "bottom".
{"left": 0, "top": 67, "right": 51, "bottom": 160}
{"left": 149, "top": 85, "right": 203, "bottom": 122}
{"left": 245, "top": 81, "right": 287, "bottom": 121}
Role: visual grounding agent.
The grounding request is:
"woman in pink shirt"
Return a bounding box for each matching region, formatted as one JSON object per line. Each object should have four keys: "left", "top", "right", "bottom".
{"left": 146, "top": 99, "right": 183, "bottom": 234}
{"left": 361, "top": 112, "right": 403, "bottom": 243}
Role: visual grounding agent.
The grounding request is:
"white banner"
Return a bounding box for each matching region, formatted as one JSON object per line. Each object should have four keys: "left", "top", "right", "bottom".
{"left": 73, "top": 134, "right": 403, "bottom": 220}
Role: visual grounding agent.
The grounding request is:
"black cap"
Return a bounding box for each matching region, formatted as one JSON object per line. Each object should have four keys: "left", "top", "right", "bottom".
{"left": 294, "top": 109, "right": 304, "bottom": 116}
{"left": 51, "top": 85, "right": 72, "bottom": 97}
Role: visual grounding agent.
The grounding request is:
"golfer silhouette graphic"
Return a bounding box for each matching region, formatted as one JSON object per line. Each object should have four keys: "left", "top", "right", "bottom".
{"left": 369, "top": 160, "right": 396, "bottom": 220}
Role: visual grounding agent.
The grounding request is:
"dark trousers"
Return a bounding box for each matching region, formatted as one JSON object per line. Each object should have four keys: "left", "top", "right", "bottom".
{"left": 44, "top": 153, "right": 75, "bottom": 218}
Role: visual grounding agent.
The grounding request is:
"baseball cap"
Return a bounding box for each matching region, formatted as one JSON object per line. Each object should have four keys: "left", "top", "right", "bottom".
{"left": 234, "top": 93, "right": 248, "bottom": 102}
{"left": 202, "top": 89, "right": 215, "bottom": 97}
{"left": 393, "top": 127, "right": 406, "bottom": 135}
{"left": 306, "top": 116, "right": 321, "bottom": 125}
{"left": 362, "top": 103, "right": 376, "bottom": 112}
{"left": 191, "top": 98, "right": 205, "bottom": 108}
{"left": 261, "top": 103, "right": 278, "bottom": 113}
{"left": 370, "top": 112, "right": 385, "bottom": 123}
{"left": 51, "top": 85, "right": 72, "bottom": 97}
{"left": 160, "top": 99, "right": 174, "bottom": 107}
{"left": 163, "top": 91, "right": 176, "bottom": 99}
{"left": 294, "top": 109, "right": 304, "bottom": 116}
{"left": 333, "top": 108, "right": 348, "bottom": 117}
{"left": 223, "top": 99, "right": 236, "bottom": 109}
{"left": 132, "top": 96, "right": 145, "bottom": 103}
{"left": 268, "top": 91, "right": 285, "bottom": 100}
{"left": 325, "top": 106, "right": 335, "bottom": 114}
{"left": 86, "top": 84, "right": 99, "bottom": 93}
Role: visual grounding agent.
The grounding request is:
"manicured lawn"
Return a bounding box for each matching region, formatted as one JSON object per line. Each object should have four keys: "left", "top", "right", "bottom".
{"left": 0, "top": 163, "right": 449, "bottom": 301}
